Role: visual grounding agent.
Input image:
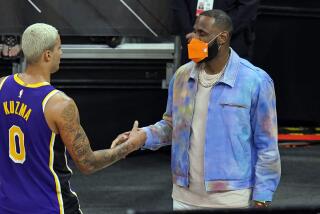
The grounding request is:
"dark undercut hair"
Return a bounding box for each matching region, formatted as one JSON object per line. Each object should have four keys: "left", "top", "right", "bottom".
{"left": 200, "top": 9, "right": 233, "bottom": 34}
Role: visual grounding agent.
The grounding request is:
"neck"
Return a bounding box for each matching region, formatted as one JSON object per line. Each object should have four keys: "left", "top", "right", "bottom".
{"left": 204, "top": 47, "right": 230, "bottom": 75}
{"left": 22, "top": 64, "right": 51, "bottom": 83}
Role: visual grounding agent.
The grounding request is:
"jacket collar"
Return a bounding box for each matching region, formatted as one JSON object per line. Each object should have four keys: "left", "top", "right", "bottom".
{"left": 189, "top": 48, "right": 240, "bottom": 88}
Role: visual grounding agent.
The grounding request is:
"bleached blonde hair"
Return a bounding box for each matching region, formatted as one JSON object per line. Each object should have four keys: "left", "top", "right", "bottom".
{"left": 21, "top": 23, "right": 59, "bottom": 64}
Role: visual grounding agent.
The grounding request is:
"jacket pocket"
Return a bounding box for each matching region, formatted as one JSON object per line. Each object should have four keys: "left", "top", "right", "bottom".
{"left": 219, "top": 101, "right": 252, "bottom": 163}
{"left": 219, "top": 101, "right": 249, "bottom": 129}
{"left": 220, "top": 102, "right": 248, "bottom": 109}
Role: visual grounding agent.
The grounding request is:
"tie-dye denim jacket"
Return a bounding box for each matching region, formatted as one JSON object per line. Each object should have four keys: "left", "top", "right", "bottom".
{"left": 142, "top": 49, "right": 281, "bottom": 202}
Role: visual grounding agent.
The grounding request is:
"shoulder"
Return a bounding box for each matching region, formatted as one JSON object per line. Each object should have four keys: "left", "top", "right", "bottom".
{"left": 0, "top": 76, "right": 9, "bottom": 84}
{"left": 238, "top": 59, "right": 273, "bottom": 85}
{"left": 174, "top": 61, "right": 195, "bottom": 80}
{"left": 42, "top": 90, "right": 78, "bottom": 134}
{"left": 0, "top": 76, "right": 10, "bottom": 90}
{"left": 45, "top": 91, "right": 78, "bottom": 119}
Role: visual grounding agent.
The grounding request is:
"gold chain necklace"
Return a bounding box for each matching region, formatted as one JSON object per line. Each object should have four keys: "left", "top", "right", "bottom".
{"left": 198, "top": 69, "right": 223, "bottom": 88}
{"left": 198, "top": 53, "right": 230, "bottom": 88}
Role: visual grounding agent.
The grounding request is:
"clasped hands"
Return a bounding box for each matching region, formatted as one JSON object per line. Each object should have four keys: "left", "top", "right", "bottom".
{"left": 110, "top": 120, "right": 147, "bottom": 153}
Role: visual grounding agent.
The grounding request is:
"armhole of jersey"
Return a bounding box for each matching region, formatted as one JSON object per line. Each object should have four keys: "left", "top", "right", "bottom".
{"left": 42, "top": 89, "right": 60, "bottom": 112}
{"left": 0, "top": 76, "right": 9, "bottom": 91}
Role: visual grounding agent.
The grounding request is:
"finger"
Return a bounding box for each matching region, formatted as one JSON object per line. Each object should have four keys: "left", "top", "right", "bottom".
{"left": 131, "top": 120, "right": 139, "bottom": 133}
{"left": 124, "top": 131, "right": 130, "bottom": 136}
{"left": 111, "top": 138, "right": 120, "bottom": 149}
{"left": 110, "top": 139, "right": 118, "bottom": 149}
{"left": 111, "top": 135, "right": 128, "bottom": 148}
{"left": 120, "top": 134, "right": 129, "bottom": 141}
{"left": 111, "top": 139, "right": 123, "bottom": 149}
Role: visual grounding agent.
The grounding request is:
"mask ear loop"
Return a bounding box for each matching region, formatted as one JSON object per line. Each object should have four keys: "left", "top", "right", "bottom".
{"left": 207, "top": 32, "right": 222, "bottom": 45}
{"left": 208, "top": 32, "right": 223, "bottom": 51}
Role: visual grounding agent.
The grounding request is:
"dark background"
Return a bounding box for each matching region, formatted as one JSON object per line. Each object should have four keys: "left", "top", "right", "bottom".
{"left": 0, "top": 0, "right": 172, "bottom": 36}
{"left": 253, "top": 0, "right": 320, "bottom": 127}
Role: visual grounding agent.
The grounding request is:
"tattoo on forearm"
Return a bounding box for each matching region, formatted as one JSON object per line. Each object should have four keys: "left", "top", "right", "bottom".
{"left": 97, "top": 141, "right": 136, "bottom": 169}
{"left": 71, "top": 127, "right": 96, "bottom": 167}
{"left": 112, "top": 141, "right": 135, "bottom": 159}
{"left": 60, "top": 102, "right": 138, "bottom": 173}
{"left": 72, "top": 129, "right": 90, "bottom": 156}
{"left": 60, "top": 103, "right": 95, "bottom": 168}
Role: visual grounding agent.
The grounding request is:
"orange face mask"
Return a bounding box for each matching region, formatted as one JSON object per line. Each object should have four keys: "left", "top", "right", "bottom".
{"left": 187, "top": 33, "right": 222, "bottom": 63}
{"left": 187, "top": 38, "right": 208, "bottom": 63}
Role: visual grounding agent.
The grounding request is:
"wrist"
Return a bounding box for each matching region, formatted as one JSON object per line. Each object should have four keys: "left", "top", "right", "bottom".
{"left": 140, "top": 130, "right": 147, "bottom": 144}
{"left": 253, "top": 200, "right": 271, "bottom": 208}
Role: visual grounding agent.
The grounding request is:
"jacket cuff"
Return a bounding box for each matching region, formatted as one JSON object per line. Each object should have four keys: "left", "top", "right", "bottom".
{"left": 252, "top": 189, "right": 274, "bottom": 202}
{"left": 141, "top": 127, "right": 153, "bottom": 150}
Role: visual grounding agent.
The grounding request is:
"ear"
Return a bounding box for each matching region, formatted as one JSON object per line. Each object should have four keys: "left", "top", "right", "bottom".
{"left": 43, "top": 50, "right": 52, "bottom": 62}
{"left": 217, "top": 31, "right": 229, "bottom": 45}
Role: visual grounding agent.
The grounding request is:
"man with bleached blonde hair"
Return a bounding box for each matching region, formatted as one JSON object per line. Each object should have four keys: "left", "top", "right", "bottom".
{"left": 0, "top": 23, "right": 145, "bottom": 213}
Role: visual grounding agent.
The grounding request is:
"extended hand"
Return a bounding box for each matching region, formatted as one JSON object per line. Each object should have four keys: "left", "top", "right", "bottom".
{"left": 110, "top": 132, "right": 130, "bottom": 149}
{"left": 127, "top": 121, "right": 147, "bottom": 151}
{"left": 110, "top": 121, "right": 146, "bottom": 153}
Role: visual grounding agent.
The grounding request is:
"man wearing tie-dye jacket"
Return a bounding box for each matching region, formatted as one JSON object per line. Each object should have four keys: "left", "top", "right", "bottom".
{"left": 120, "top": 9, "right": 281, "bottom": 210}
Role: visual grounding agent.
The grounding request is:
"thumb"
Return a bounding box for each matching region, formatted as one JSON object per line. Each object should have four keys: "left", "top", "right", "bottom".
{"left": 131, "top": 120, "right": 139, "bottom": 133}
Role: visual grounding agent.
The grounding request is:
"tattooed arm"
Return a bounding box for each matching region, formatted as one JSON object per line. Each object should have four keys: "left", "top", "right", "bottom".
{"left": 45, "top": 92, "right": 145, "bottom": 175}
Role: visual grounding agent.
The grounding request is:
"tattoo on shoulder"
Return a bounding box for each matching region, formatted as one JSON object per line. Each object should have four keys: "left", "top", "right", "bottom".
{"left": 61, "top": 102, "right": 77, "bottom": 123}
{"left": 60, "top": 102, "right": 80, "bottom": 133}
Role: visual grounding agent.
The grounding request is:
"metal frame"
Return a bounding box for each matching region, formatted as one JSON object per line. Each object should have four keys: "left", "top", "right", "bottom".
{"left": 61, "top": 43, "right": 174, "bottom": 60}
{"left": 4, "top": 42, "right": 179, "bottom": 89}
{"left": 61, "top": 42, "right": 177, "bottom": 89}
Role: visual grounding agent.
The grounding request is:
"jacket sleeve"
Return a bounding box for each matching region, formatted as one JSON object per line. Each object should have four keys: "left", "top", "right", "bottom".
{"left": 142, "top": 75, "right": 175, "bottom": 150}
{"left": 250, "top": 72, "right": 281, "bottom": 202}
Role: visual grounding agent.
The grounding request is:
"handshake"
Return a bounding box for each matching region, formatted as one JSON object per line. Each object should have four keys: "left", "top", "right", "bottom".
{"left": 110, "top": 120, "right": 147, "bottom": 156}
